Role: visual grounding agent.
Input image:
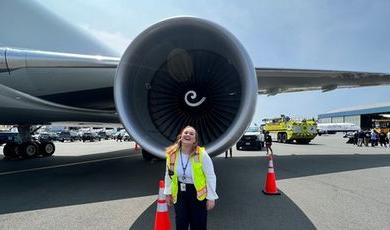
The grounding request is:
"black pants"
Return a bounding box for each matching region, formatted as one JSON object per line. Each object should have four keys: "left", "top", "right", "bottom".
{"left": 225, "top": 147, "right": 232, "bottom": 158}
{"left": 174, "top": 183, "right": 207, "bottom": 230}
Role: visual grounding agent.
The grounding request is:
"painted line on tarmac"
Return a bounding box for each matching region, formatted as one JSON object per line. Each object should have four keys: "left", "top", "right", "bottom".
{"left": 0, "top": 155, "right": 136, "bottom": 176}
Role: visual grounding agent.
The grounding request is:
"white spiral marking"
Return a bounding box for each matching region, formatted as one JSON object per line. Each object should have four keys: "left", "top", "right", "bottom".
{"left": 184, "top": 90, "right": 206, "bottom": 107}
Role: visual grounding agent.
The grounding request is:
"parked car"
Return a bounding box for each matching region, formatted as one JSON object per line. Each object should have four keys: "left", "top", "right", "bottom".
{"left": 122, "top": 132, "right": 132, "bottom": 141}
{"left": 97, "top": 131, "right": 109, "bottom": 140}
{"left": 82, "top": 132, "right": 101, "bottom": 142}
{"left": 57, "top": 131, "right": 79, "bottom": 142}
{"left": 37, "top": 132, "right": 59, "bottom": 142}
{"left": 113, "top": 129, "right": 127, "bottom": 142}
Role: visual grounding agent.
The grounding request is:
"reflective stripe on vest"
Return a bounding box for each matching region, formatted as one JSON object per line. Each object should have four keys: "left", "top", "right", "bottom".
{"left": 191, "top": 147, "right": 207, "bottom": 201}
{"left": 166, "top": 146, "right": 207, "bottom": 203}
{"left": 167, "top": 151, "right": 179, "bottom": 204}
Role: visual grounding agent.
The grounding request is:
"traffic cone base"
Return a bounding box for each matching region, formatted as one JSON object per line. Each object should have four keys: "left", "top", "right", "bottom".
{"left": 262, "top": 189, "right": 281, "bottom": 195}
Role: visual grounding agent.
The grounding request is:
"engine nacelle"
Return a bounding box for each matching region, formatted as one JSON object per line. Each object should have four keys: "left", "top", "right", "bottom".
{"left": 114, "top": 17, "right": 257, "bottom": 158}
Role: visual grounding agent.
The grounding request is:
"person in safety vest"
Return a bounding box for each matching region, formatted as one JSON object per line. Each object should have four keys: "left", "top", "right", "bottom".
{"left": 164, "top": 125, "right": 218, "bottom": 230}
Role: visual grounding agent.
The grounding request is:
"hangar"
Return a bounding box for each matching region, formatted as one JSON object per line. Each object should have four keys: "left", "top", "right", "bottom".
{"left": 318, "top": 101, "right": 390, "bottom": 130}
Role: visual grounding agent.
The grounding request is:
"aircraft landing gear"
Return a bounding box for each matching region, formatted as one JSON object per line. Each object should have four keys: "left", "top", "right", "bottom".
{"left": 2, "top": 125, "right": 56, "bottom": 160}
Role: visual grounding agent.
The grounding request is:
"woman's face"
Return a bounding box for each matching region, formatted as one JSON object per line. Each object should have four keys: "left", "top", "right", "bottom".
{"left": 180, "top": 127, "right": 197, "bottom": 146}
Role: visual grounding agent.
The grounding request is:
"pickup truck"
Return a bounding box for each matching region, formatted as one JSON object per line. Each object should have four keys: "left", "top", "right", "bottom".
{"left": 236, "top": 127, "right": 264, "bottom": 150}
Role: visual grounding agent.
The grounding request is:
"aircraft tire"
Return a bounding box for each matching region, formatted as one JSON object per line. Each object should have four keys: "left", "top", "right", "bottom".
{"left": 281, "top": 133, "right": 287, "bottom": 143}
{"left": 40, "top": 142, "right": 55, "bottom": 156}
{"left": 3, "top": 143, "right": 17, "bottom": 158}
{"left": 277, "top": 133, "right": 282, "bottom": 143}
{"left": 21, "top": 142, "right": 39, "bottom": 158}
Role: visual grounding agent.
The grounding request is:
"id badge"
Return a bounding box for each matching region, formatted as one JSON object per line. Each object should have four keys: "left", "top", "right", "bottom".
{"left": 180, "top": 183, "right": 186, "bottom": 192}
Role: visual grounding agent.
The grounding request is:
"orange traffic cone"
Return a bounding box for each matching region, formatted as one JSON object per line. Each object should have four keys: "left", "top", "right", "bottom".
{"left": 262, "top": 157, "right": 281, "bottom": 195}
{"left": 154, "top": 180, "right": 171, "bottom": 230}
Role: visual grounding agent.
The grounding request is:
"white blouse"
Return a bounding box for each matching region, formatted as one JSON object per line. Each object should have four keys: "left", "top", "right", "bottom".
{"left": 164, "top": 150, "right": 219, "bottom": 200}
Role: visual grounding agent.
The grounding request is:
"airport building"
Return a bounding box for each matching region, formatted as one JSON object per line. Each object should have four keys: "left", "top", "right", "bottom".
{"left": 318, "top": 101, "right": 390, "bottom": 130}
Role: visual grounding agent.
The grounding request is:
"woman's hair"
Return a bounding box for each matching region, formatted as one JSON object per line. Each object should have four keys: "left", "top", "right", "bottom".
{"left": 165, "top": 125, "right": 198, "bottom": 156}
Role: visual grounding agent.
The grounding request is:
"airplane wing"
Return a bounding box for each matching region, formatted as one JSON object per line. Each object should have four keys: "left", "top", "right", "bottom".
{"left": 256, "top": 68, "right": 390, "bottom": 95}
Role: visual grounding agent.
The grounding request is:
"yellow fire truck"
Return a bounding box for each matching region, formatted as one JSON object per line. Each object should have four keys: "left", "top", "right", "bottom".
{"left": 262, "top": 115, "right": 317, "bottom": 144}
{"left": 372, "top": 118, "right": 390, "bottom": 134}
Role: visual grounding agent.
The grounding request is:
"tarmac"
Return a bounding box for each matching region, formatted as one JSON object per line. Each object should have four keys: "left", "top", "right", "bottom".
{"left": 0, "top": 134, "right": 389, "bottom": 229}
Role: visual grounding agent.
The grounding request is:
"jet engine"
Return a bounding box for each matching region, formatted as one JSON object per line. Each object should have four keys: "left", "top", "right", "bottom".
{"left": 114, "top": 17, "right": 257, "bottom": 158}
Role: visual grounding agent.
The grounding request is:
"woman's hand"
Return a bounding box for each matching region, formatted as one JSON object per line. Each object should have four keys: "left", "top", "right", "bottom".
{"left": 206, "top": 200, "right": 215, "bottom": 210}
{"left": 166, "top": 195, "right": 173, "bottom": 206}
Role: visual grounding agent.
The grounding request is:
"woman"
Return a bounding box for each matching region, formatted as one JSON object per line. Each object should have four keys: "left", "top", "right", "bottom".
{"left": 164, "top": 126, "right": 218, "bottom": 230}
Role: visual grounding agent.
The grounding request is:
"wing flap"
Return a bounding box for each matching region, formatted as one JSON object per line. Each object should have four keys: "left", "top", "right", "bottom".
{"left": 256, "top": 68, "right": 390, "bottom": 95}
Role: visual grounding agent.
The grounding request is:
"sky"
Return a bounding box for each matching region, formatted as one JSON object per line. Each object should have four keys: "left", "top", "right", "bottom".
{"left": 36, "top": 0, "right": 390, "bottom": 124}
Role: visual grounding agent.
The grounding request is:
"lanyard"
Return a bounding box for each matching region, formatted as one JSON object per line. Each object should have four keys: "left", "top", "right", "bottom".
{"left": 180, "top": 151, "right": 191, "bottom": 181}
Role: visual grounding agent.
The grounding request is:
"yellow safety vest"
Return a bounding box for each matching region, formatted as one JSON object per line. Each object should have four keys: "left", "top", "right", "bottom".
{"left": 166, "top": 146, "right": 207, "bottom": 204}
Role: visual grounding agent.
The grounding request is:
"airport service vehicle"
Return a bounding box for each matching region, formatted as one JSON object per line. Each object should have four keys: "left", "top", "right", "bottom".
{"left": 317, "top": 123, "right": 360, "bottom": 135}
{"left": 236, "top": 126, "right": 264, "bottom": 150}
{"left": 372, "top": 119, "right": 390, "bottom": 134}
{"left": 1, "top": 1, "right": 390, "bottom": 160}
{"left": 263, "top": 115, "right": 317, "bottom": 144}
